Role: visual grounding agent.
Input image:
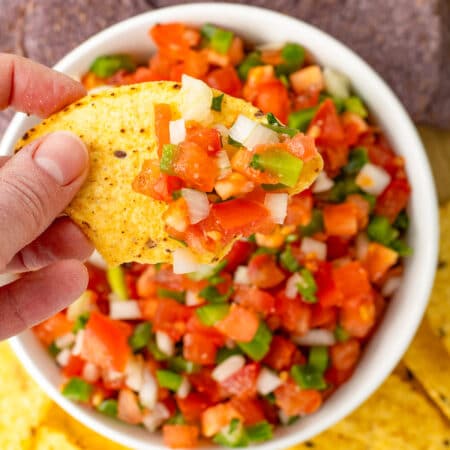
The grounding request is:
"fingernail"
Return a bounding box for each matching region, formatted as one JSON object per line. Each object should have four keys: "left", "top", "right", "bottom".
{"left": 33, "top": 131, "right": 88, "bottom": 185}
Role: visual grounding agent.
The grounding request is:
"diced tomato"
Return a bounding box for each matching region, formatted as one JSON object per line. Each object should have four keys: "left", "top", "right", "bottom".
{"left": 33, "top": 312, "right": 73, "bottom": 346}
{"left": 154, "top": 298, "right": 192, "bottom": 341}
{"left": 205, "top": 66, "right": 242, "bottom": 97}
{"left": 228, "top": 37, "right": 245, "bottom": 65}
{"left": 310, "top": 304, "right": 337, "bottom": 329}
{"left": 309, "top": 99, "right": 345, "bottom": 147}
{"left": 340, "top": 298, "right": 376, "bottom": 338}
{"left": 185, "top": 125, "right": 221, "bottom": 154}
{"left": 324, "top": 366, "right": 354, "bottom": 387}
{"left": 364, "top": 242, "right": 399, "bottom": 282}
{"left": 101, "top": 368, "right": 125, "bottom": 390}
{"left": 248, "top": 254, "right": 285, "bottom": 289}
{"left": 230, "top": 396, "right": 267, "bottom": 425}
{"left": 62, "top": 355, "right": 84, "bottom": 377}
{"left": 275, "top": 380, "right": 322, "bottom": 416}
{"left": 189, "top": 369, "right": 223, "bottom": 404}
{"left": 183, "top": 50, "right": 209, "bottom": 79}
{"left": 294, "top": 89, "right": 321, "bottom": 110}
{"left": 221, "top": 363, "right": 260, "bottom": 397}
{"left": 289, "top": 65, "right": 324, "bottom": 95}
{"left": 177, "top": 392, "right": 212, "bottom": 423}
{"left": 224, "top": 240, "right": 254, "bottom": 272}
{"left": 315, "top": 262, "right": 343, "bottom": 308}
{"left": 234, "top": 286, "right": 276, "bottom": 317}
{"left": 275, "top": 291, "right": 311, "bottom": 335}
{"left": 215, "top": 304, "right": 259, "bottom": 343}
{"left": 320, "top": 144, "right": 350, "bottom": 177}
{"left": 254, "top": 82, "right": 290, "bottom": 124}
{"left": 207, "top": 199, "right": 274, "bottom": 239}
{"left": 263, "top": 335, "right": 298, "bottom": 371}
{"left": 231, "top": 147, "right": 280, "bottom": 185}
{"left": 186, "top": 315, "right": 226, "bottom": 347}
{"left": 173, "top": 141, "right": 219, "bottom": 192}
{"left": 341, "top": 112, "right": 369, "bottom": 147}
{"left": 154, "top": 265, "right": 187, "bottom": 291}
{"left": 323, "top": 203, "right": 358, "bottom": 237}
{"left": 183, "top": 332, "right": 218, "bottom": 365}
{"left": 136, "top": 266, "right": 157, "bottom": 298}
{"left": 244, "top": 66, "right": 278, "bottom": 102}
{"left": 132, "top": 159, "right": 182, "bottom": 202}
{"left": 81, "top": 312, "right": 131, "bottom": 372}
{"left": 201, "top": 402, "right": 243, "bottom": 437}
{"left": 375, "top": 179, "right": 411, "bottom": 223}
{"left": 285, "top": 190, "right": 313, "bottom": 226}
{"left": 148, "top": 53, "right": 173, "bottom": 80}
{"left": 86, "top": 263, "right": 110, "bottom": 298}
{"left": 286, "top": 134, "right": 318, "bottom": 161}
{"left": 138, "top": 298, "right": 158, "bottom": 321}
{"left": 154, "top": 104, "right": 171, "bottom": 157}
{"left": 326, "top": 236, "right": 350, "bottom": 260}
{"left": 151, "top": 23, "right": 200, "bottom": 58}
{"left": 163, "top": 424, "right": 199, "bottom": 449}
{"left": 333, "top": 261, "right": 372, "bottom": 306}
{"left": 330, "top": 339, "right": 361, "bottom": 371}
{"left": 117, "top": 388, "right": 142, "bottom": 425}
{"left": 366, "top": 141, "right": 396, "bottom": 171}
{"left": 347, "top": 194, "right": 371, "bottom": 230}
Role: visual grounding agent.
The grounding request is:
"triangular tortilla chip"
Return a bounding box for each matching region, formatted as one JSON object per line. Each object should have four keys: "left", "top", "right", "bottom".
{"left": 16, "top": 81, "right": 322, "bottom": 266}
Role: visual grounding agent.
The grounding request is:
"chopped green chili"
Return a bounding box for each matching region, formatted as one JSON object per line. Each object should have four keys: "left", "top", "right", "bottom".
{"left": 106, "top": 266, "right": 128, "bottom": 300}
{"left": 97, "top": 399, "right": 118, "bottom": 417}
{"left": 237, "top": 321, "right": 272, "bottom": 361}
{"left": 196, "top": 304, "right": 230, "bottom": 326}
{"left": 290, "top": 364, "right": 327, "bottom": 390}
{"left": 211, "top": 93, "right": 224, "bottom": 111}
{"left": 62, "top": 377, "right": 93, "bottom": 402}
{"left": 280, "top": 246, "right": 301, "bottom": 272}
{"left": 129, "top": 322, "right": 152, "bottom": 352}
{"left": 89, "top": 55, "right": 135, "bottom": 78}
{"left": 297, "top": 268, "right": 317, "bottom": 303}
{"left": 156, "top": 370, "right": 183, "bottom": 391}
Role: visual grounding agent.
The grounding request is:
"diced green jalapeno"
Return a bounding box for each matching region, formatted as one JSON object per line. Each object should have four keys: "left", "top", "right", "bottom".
{"left": 390, "top": 239, "right": 413, "bottom": 256}
{"left": 237, "top": 321, "right": 272, "bottom": 361}
{"left": 216, "top": 347, "right": 244, "bottom": 364}
{"left": 334, "top": 324, "right": 350, "bottom": 342}
{"left": 290, "top": 364, "right": 327, "bottom": 390}
{"left": 211, "top": 94, "right": 224, "bottom": 111}
{"left": 245, "top": 421, "right": 273, "bottom": 442}
{"left": 106, "top": 266, "right": 128, "bottom": 300}
{"left": 160, "top": 144, "right": 178, "bottom": 175}
{"left": 343, "top": 147, "right": 368, "bottom": 175}
{"left": 62, "top": 377, "right": 93, "bottom": 402}
{"left": 280, "top": 246, "right": 300, "bottom": 272}
{"left": 168, "top": 356, "right": 200, "bottom": 374}
{"left": 297, "top": 268, "right": 317, "bottom": 303}
{"left": 288, "top": 107, "right": 317, "bottom": 132}
{"left": 156, "top": 370, "right": 183, "bottom": 391}
{"left": 213, "top": 419, "right": 249, "bottom": 447}
{"left": 156, "top": 288, "right": 186, "bottom": 303}
{"left": 281, "top": 43, "right": 305, "bottom": 69}
{"left": 367, "top": 215, "right": 399, "bottom": 246}
{"left": 237, "top": 52, "right": 263, "bottom": 80}
{"left": 308, "top": 346, "right": 329, "bottom": 373}
{"left": 89, "top": 55, "right": 136, "bottom": 78}
{"left": 300, "top": 209, "right": 324, "bottom": 237}
{"left": 73, "top": 312, "right": 90, "bottom": 333}
{"left": 199, "top": 285, "right": 232, "bottom": 303}
{"left": 196, "top": 304, "right": 230, "bottom": 326}
{"left": 97, "top": 399, "right": 118, "bottom": 417}
{"left": 129, "top": 322, "right": 152, "bottom": 352}
{"left": 344, "top": 96, "right": 368, "bottom": 118}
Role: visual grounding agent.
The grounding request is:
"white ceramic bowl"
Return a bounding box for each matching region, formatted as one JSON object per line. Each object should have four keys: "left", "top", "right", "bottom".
{"left": 0, "top": 3, "right": 438, "bottom": 449}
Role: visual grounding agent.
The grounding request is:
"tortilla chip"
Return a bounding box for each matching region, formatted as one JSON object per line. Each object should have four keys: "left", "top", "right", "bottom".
{"left": 0, "top": 343, "right": 51, "bottom": 450}
{"left": 16, "top": 82, "right": 322, "bottom": 267}
{"left": 404, "top": 320, "right": 450, "bottom": 420}
{"left": 32, "top": 426, "right": 80, "bottom": 450}
{"left": 288, "top": 430, "right": 364, "bottom": 450}
{"left": 427, "top": 202, "right": 450, "bottom": 354}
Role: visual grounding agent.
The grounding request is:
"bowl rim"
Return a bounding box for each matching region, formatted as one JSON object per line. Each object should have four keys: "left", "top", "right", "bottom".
{"left": 2, "top": 2, "right": 439, "bottom": 449}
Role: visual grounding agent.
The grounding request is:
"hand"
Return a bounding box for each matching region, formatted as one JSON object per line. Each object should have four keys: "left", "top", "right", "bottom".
{"left": 0, "top": 54, "right": 94, "bottom": 340}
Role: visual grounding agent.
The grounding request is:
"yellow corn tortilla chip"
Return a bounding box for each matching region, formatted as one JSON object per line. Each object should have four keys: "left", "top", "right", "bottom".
{"left": 427, "top": 202, "right": 450, "bottom": 354}
{"left": 404, "top": 320, "right": 450, "bottom": 420}
{"left": 0, "top": 343, "right": 51, "bottom": 450}
{"left": 32, "top": 427, "right": 80, "bottom": 450}
{"left": 16, "top": 81, "right": 322, "bottom": 267}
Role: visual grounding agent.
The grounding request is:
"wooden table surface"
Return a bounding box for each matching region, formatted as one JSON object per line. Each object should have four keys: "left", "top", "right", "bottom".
{"left": 419, "top": 125, "right": 450, "bottom": 204}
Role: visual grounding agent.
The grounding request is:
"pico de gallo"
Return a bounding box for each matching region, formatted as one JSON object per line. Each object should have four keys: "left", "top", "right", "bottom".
{"left": 34, "top": 22, "right": 412, "bottom": 449}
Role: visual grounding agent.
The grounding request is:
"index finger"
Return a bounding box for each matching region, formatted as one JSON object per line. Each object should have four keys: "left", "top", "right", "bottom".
{"left": 0, "top": 53, "right": 86, "bottom": 117}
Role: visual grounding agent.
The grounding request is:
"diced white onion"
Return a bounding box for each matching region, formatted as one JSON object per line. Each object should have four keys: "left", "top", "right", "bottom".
{"left": 323, "top": 67, "right": 350, "bottom": 99}
{"left": 356, "top": 232, "right": 369, "bottom": 260}
{"left": 312, "top": 171, "right": 334, "bottom": 193}
{"left": 244, "top": 124, "right": 279, "bottom": 150}
{"left": 89, "top": 250, "right": 108, "bottom": 270}
{"left": 139, "top": 369, "right": 158, "bottom": 410}
{"left": 82, "top": 362, "right": 100, "bottom": 383}
{"left": 67, "top": 291, "right": 92, "bottom": 321}
{"left": 88, "top": 85, "right": 113, "bottom": 95}
{"left": 169, "top": 118, "right": 186, "bottom": 144}
{"left": 300, "top": 237, "right": 327, "bottom": 261}
{"left": 265, "top": 193, "right": 288, "bottom": 225}
{"left": 214, "top": 123, "right": 230, "bottom": 138}
{"left": 55, "top": 332, "right": 75, "bottom": 349}
{"left": 103, "top": 369, "right": 125, "bottom": 384}
{"left": 182, "top": 188, "right": 210, "bottom": 224}
{"left": 216, "top": 150, "right": 232, "bottom": 179}
{"left": 71, "top": 330, "right": 85, "bottom": 356}
{"left": 278, "top": 410, "right": 291, "bottom": 425}
{"left": 212, "top": 355, "right": 246, "bottom": 382}
{"left": 234, "top": 266, "right": 250, "bottom": 285}
{"left": 356, "top": 163, "right": 391, "bottom": 196}
{"left": 109, "top": 300, "right": 142, "bottom": 320}
{"left": 382, "top": 276, "right": 402, "bottom": 297}
{"left": 185, "top": 290, "right": 203, "bottom": 306}
{"left": 181, "top": 74, "right": 212, "bottom": 123}
{"left": 293, "top": 329, "right": 336, "bottom": 346}
{"left": 125, "top": 356, "right": 144, "bottom": 391}
{"left": 173, "top": 248, "right": 200, "bottom": 274}
{"left": 256, "top": 368, "right": 282, "bottom": 395}
{"left": 142, "top": 402, "right": 170, "bottom": 432}
{"left": 176, "top": 377, "right": 191, "bottom": 399}
{"left": 285, "top": 273, "right": 301, "bottom": 299}
{"left": 229, "top": 115, "right": 258, "bottom": 145}
{"left": 156, "top": 331, "right": 175, "bottom": 357}
{"left": 56, "top": 349, "right": 71, "bottom": 367}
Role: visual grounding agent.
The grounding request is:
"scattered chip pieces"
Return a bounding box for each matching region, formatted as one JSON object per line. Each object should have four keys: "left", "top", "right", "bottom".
{"left": 427, "top": 202, "right": 450, "bottom": 354}
{"left": 404, "top": 320, "right": 450, "bottom": 420}
{"left": 15, "top": 81, "right": 322, "bottom": 267}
